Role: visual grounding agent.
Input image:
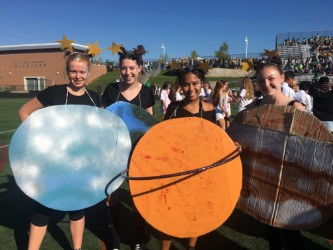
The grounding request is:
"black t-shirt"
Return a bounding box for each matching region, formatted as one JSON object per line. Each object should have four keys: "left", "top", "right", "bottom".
{"left": 309, "top": 86, "right": 333, "bottom": 121}
{"left": 101, "top": 82, "right": 155, "bottom": 109}
{"left": 164, "top": 101, "right": 216, "bottom": 123}
{"left": 37, "top": 84, "right": 101, "bottom": 107}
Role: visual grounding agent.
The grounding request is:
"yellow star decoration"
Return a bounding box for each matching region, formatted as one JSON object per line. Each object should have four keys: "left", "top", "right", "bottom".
{"left": 241, "top": 62, "right": 250, "bottom": 71}
{"left": 56, "top": 35, "right": 75, "bottom": 51}
{"left": 170, "top": 60, "right": 181, "bottom": 70}
{"left": 87, "top": 41, "right": 103, "bottom": 57}
{"left": 197, "top": 61, "right": 211, "bottom": 73}
{"left": 106, "top": 42, "right": 123, "bottom": 55}
{"left": 264, "top": 49, "right": 279, "bottom": 60}
{"left": 241, "top": 60, "right": 253, "bottom": 71}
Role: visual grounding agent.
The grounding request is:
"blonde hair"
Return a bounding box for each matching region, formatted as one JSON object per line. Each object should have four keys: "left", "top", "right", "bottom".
{"left": 66, "top": 53, "right": 91, "bottom": 72}
{"left": 242, "top": 77, "right": 254, "bottom": 99}
{"left": 212, "top": 80, "right": 228, "bottom": 106}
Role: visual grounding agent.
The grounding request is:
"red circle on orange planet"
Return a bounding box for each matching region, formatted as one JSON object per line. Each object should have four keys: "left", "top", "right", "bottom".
{"left": 128, "top": 117, "right": 242, "bottom": 238}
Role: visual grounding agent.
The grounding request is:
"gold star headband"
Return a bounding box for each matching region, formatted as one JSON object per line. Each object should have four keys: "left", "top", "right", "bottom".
{"left": 57, "top": 35, "right": 103, "bottom": 58}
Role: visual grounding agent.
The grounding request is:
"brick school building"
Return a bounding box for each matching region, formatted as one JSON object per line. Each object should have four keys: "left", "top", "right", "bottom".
{"left": 0, "top": 43, "right": 106, "bottom": 93}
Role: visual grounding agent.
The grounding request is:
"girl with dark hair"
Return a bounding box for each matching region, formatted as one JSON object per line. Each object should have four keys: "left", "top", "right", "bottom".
{"left": 101, "top": 45, "right": 155, "bottom": 250}
{"left": 101, "top": 45, "right": 155, "bottom": 115}
{"left": 162, "top": 67, "right": 215, "bottom": 250}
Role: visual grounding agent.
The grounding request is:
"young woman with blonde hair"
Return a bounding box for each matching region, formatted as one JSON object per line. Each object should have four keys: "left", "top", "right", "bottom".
{"left": 212, "top": 80, "right": 230, "bottom": 130}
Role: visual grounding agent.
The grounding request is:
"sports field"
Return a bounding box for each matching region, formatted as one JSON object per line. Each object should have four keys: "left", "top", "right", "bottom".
{"left": 0, "top": 97, "right": 333, "bottom": 250}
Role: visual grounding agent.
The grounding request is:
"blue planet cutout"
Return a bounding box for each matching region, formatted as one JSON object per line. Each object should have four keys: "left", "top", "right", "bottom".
{"left": 106, "top": 101, "right": 158, "bottom": 144}
{"left": 9, "top": 105, "right": 131, "bottom": 211}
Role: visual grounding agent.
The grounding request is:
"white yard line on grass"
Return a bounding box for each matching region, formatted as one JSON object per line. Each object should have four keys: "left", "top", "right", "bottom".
{"left": 0, "top": 130, "right": 15, "bottom": 134}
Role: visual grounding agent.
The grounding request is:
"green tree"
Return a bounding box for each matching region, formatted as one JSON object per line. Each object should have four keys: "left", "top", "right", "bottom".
{"left": 190, "top": 50, "right": 199, "bottom": 60}
{"left": 215, "top": 42, "right": 230, "bottom": 60}
{"left": 159, "top": 53, "right": 169, "bottom": 69}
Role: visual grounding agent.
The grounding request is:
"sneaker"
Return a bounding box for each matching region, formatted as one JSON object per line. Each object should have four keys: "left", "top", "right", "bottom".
{"left": 134, "top": 243, "right": 148, "bottom": 250}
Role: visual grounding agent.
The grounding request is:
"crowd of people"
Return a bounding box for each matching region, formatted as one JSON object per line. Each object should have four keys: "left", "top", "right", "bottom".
{"left": 16, "top": 40, "right": 333, "bottom": 250}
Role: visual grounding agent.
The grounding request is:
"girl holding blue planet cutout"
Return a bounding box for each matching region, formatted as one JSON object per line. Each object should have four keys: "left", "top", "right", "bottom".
{"left": 102, "top": 45, "right": 155, "bottom": 250}
{"left": 18, "top": 52, "right": 100, "bottom": 250}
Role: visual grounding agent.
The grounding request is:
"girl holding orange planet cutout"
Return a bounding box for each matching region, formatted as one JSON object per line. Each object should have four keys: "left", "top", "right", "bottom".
{"left": 162, "top": 67, "right": 216, "bottom": 250}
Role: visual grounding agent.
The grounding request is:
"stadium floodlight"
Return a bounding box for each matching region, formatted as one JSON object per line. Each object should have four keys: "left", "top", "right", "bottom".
{"left": 245, "top": 36, "right": 248, "bottom": 59}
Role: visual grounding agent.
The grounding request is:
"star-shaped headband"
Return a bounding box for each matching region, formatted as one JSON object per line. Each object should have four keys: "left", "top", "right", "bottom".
{"left": 106, "top": 42, "right": 123, "bottom": 55}
{"left": 56, "top": 35, "right": 75, "bottom": 51}
{"left": 169, "top": 59, "right": 211, "bottom": 78}
{"left": 57, "top": 36, "right": 128, "bottom": 58}
{"left": 87, "top": 41, "right": 103, "bottom": 57}
{"left": 57, "top": 36, "right": 150, "bottom": 60}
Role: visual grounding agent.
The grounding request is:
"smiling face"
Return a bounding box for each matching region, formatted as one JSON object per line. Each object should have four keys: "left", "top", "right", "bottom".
{"left": 120, "top": 58, "right": 142, "bottom": 85}
{"left": 257, "top": 66, "right": 284, "bottom": 97}
{"left": 181, "top": 72, "right": 202, "bottom": 101}
{"left": 67, "top": 60, "right": 89, "bottom": 89}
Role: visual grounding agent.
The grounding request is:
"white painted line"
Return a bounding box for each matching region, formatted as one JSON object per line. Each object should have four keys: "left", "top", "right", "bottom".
{"left": 0, "top": 130, "right": 15, "bottom": 134}
{"left": 0, "top": 145, "right": 9, "bottom": 149}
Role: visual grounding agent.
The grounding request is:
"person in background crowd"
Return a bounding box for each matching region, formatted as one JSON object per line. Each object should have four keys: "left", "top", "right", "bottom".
{"left": 19, "top": 52, "right": 101, "bottom": 250}
{"left": 202, "top": 82, "right": 212, "bottom": 103}
{"left": 168, "top": 82, "right": 182, "bottom": 102}
{"left": 232, "top": 77, "right": 255, "bottom": 113}
{"left": 308, "top": 76, "right": 333, "bottom": 132}
{"left": 281, "top": 70, "right": 295, "bottom": 99}
{"left": 212, "top": 80, "right": 230, "bottom": 130}
{"left": 290, "top": 79, "right": 299, "bottom": 92}
{"left": 160, "top": 81, "right": 171, "bottom": 118}
{"left": 253, "top": 80, "right": 263, "bottom": 99}
{"left": 294, "top": 81, "right": 313, "bottom": 113}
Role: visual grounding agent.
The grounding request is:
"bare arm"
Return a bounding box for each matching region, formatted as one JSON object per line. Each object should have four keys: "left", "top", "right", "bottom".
{"left": 18, "top": 97, "right": 44, "bottom": 122}
{"left": 146, "top": 106, "right": 153, "bottom": 115}
{"left": 293, "top": 101, "right": 305, "bottom": 111}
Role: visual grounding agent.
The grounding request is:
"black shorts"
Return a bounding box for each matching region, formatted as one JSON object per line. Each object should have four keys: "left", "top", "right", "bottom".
{"left": 31, "top": 202, "right": 85, "bottom": 227}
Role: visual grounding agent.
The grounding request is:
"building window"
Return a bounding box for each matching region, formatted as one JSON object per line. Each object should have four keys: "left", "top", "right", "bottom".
{"left": 25, "top": 77, "right": 45, "bottom": 91}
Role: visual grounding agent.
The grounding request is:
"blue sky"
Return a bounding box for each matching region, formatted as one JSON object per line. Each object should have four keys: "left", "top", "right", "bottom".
{"left": 2, "top": 0, "right": 333, "bottom": 61}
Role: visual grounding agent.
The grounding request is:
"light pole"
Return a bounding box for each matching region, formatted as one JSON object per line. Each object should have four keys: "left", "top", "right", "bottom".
{"left": 161, "top": 43, "right": 166, "bottom": 69}
{"left": 245, "top": 36, "right": 248, "bottom": 59}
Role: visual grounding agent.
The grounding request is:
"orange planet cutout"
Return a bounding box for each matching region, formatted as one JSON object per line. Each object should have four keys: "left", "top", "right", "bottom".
{"left": 128, "top": 117, "right": 242, "bottom": 238}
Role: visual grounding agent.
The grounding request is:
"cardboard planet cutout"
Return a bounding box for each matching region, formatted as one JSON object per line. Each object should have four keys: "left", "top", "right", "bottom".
{"left": 128, "top": 117, "right": 242, "bottom": 238}
{"left": 9, "top": 105, "right": 131, "bottom": 211}
{"left": 106, "top": 101, "right": 158, "bottom": 144}
{"left": 227, "top": 104, "right": 333, "bottom": 230}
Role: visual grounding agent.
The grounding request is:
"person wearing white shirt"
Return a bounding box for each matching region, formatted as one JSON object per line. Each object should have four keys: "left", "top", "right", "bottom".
{"left": 281, "top": 71, "right": 295, "bottom": 99}
{"left": 294, "top": 81, "right": 313, "bottom": 113}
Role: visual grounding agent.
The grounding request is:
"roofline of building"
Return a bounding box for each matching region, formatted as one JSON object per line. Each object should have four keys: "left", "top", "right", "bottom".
{"left": 0, "top": 43, "right": 89, "bottom": 52}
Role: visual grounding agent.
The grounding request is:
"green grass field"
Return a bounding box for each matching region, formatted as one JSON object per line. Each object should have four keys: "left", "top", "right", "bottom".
{"left": 1, "top": 93, "right": 333, "bottom": 249}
